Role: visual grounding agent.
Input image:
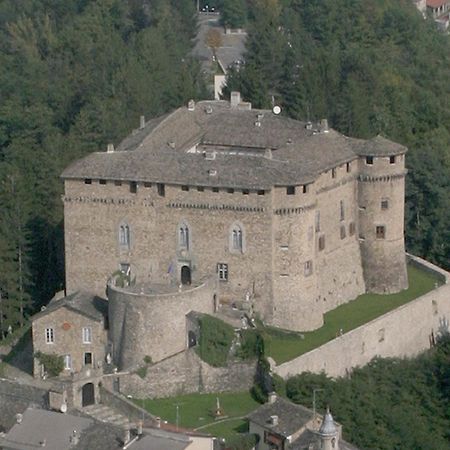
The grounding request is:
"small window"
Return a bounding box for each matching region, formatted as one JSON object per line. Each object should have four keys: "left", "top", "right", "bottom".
{"left": 376, "top": 225, "right": 386, "bottom": 239}
{"left": 99, "top": 179, "right": 106, "bottom": 185}
{"left": 381, "top": 199, "right": 389, "bottom": 210}
{"left": 346, "top": 162, "right": 351, "bottom": 173}
{"left": 349, "top": 222, "right": 356, "bottom": 236}
{"left": 366, "top": 156, "right": 374, "bottom": 165}
{"left": 84, "top": 352, "right": 93, "bottom": 365}
{"left": 340, "top": 200, "right": 345, "bottom": 221}
{"left": 227, "top": 188, "right": 235, "bottom": 194}
{"left": 130, "top": 181, "right": 137, "bottom": 194}
{"left": 212, "top": 187, "right": 219, "bottom": 193}
{"left": 114, "top": 180, "right": 122, "bottom": 186}
{"left": 64, "top": 355, "right": 72, "bottom": 370}
{"left": 84, "top": 179, "right": 92, "bottom": 184}
{"left": 119, "top": 224, "right": 130, "bottom": 249}
{"left": 304, "top": 260, "right": 313, "bottom": 276}
{"left": 257, "top": 190, "right": 265, "bottom": 195}
{"left": 143, "top": 182, "right": 151, "bottom": 188}
{"left": 318, "top": 235, "right": 326, "bottom": 251}
{"left": 179, "top": 223, "right": 190, "bottom": 250}
{"left": 230, "top": 224, "right": 243, "bottom": 252}
{"left": 157, "top": 183, "right": 165, "bottom": 197}
{"left": 181, "top": 185, "right": 189, "bottom": 191}
{"left": 217, "top": 263, "right": 228, "bottom": 281}
{"left": 197, "top": 186, "right": 204, "bottom": 192}
{"left": 120, "top": 263, "right": 130, "bottom": 276}
{"left": 45, "top": 328, "right": 54, "bottom": 344}
{"left": 340, "top": 225, "right": 346, "bottom": 239}
{"left": 315, "top": 211, "right": 321, "bottom": 232}
{"left": 389, "top": 155, "right": 396, "bottom": 164}
{"left": 302, "top": 185, "right": 308, "bottom": 194}
{"left": 286, "top": 186, "right": 295, "bottom": 195}
{"left": 242, "top": 189, "right": 249, "bottom": 195}
{"left": 331, "top": 168, "right": 337, "bottom": 179}
{"left": 82, "top": 327, "right": 92, "bottom": 344}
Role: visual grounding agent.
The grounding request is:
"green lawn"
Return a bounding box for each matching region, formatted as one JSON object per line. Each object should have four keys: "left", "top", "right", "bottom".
{"left": 135, "top": 391, "right": 259, "bottom": 436}
{"left": 265, "top": 264, "right": 441, "bottom": 364}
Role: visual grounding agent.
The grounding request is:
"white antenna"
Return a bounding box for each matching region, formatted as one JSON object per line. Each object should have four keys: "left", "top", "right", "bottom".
{"left": 272, "top": 105, "right": 281, "bottom": 115}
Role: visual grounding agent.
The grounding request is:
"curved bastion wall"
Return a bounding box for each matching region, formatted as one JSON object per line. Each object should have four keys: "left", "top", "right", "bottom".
{"left": 108, "top": 278, "right": 216, "bottom": 370}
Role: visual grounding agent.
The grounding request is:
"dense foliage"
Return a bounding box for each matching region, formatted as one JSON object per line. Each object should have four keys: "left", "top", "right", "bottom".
{"left": 284, "top": 336, "right": 450, "bottom": 450}
{"left": 0, "top": 0, "right": 205, "bottom": 336}
{"left": 225, "top": 0, "right": 450, "bottom": 270}
{"left": 34, "top": 351, "right": 64, "bottom": 377}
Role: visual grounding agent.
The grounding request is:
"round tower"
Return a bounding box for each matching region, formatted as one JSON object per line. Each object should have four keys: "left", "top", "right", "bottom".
{"left": 357, "top": 135, "right": 408, "bottom": 294}
{"left": 318, "top": 408, "right": 339, "bottom": 450}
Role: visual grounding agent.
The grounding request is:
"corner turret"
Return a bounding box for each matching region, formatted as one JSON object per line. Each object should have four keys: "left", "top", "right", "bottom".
{"left": 318, "top": 408, "right": 339, "bottom": 450}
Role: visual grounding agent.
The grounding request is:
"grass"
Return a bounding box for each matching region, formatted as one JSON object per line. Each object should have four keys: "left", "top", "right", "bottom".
{"left": 265, "top": 264, "right": 442, "bottom": 364}
{"left": 135, "top": 391, "right": 259, "bottom": 437}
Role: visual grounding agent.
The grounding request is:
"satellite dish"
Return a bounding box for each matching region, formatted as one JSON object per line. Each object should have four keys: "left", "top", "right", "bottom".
{"left": 273, "top": 105, "right": 281, "bottom": 115}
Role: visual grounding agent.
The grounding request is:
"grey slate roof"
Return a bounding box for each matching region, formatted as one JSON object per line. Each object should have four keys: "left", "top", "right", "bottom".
{"left": 62, "top": 100, "right": 407, "bottom": 189}
{"left": 32, "top": 291, "right": 107, "bottom": 323}
{"left": 247, "top": 396, "right": 313, "bottom": 438}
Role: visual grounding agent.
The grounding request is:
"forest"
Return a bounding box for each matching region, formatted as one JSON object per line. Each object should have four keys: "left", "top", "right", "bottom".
{"left": 283, "top": 335, "right": 450, "bottom": 449}
{"left": 0, "top": 0, "right": 449, "bottom": 335}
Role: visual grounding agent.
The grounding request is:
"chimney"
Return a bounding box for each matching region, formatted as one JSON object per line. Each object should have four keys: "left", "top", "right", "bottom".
{"left": 139, "top": 115, "right": 145, "bottom": 129}
{"left": 270, "top": 415, "right": 279, "bottom": 426}
{"left": 305, "top": 121, "right": 313, "bottom": 130}
{"left": 137, "top": 421, "right": 143, "bottom": 435}
{"left": 188, "top": 99, "right": 195, "bottom": 111}
{"left": 268, "top": 392, "right": 277, "bottom": 404}
{"left": 230, "top": 91, "right": 241, "bottom": 108}
{"left": 69, "top": 430, "right": 79, "bottom": 447}
{"left": 123, "top": 428, "right": 131, "bottom": 445}
{"left": 156, "top": 417, "right": 161, "bottom": 428}
{"left": 107, "top": 143, "right": 114, "bottom": 153}
{"left": 16, "top": 413, "right": 23, "bottom": 424}
{"left": 320, "top": 119, "right": 329, "bottom": 133}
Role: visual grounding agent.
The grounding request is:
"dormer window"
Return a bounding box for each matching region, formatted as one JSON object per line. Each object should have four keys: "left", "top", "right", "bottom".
{"left": 389, "top": 155, "right": 396, "bottom": 164}
{"left": 366, "top": 156, "right": 374, "bottom": 165}
{"left": 286, "top": 186, "right": 295, "bottom": 195}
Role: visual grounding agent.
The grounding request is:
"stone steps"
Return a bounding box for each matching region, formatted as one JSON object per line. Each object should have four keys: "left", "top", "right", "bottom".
{"left": 83, "top": 404, "right": 134, "bottom": 429}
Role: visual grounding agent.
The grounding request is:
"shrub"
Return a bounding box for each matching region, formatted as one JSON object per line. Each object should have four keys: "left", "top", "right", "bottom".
{"left": 236, "top": 330, "right": 264, "bottom": 360}
{"left": 143, "top": 355, "right": 152, "bottom": 365}
{"left": 35, "top": 351, "right": 64, "bottom": 377}
{"left": 136, "top": 366, "right": 148, "bottom": 379}
{"left": 197, "top": 315, "right": 235, "bottom": 367}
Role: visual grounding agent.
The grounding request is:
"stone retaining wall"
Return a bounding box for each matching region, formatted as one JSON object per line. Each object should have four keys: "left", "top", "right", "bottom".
{"left": 275, "top": 255, "right": 450, "bottom": 379}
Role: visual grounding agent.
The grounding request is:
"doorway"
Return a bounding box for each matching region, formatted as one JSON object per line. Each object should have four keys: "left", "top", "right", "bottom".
{"left": 181, "top": 265, "right": 191, "bottom": 285}
{"left": 81, "top": 383, "right": 95, "bottom": 407}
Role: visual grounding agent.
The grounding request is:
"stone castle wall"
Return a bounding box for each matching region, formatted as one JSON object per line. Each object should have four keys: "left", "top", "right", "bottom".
{"left": 119, "top": 349, "right": 257, "bottom": 398}
{"left": 108, "top": 278, "right": 216, "bottom": 368}
{"left": 274, "top": 256, "right": 449, "bottom": 379}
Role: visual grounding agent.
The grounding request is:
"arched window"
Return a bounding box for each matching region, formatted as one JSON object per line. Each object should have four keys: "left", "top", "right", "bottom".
{"left": 230, "top": 223, "right": 244, "bottom": 253}
{"left": 179, "top": 223, "right": 190, "bottom": 250}
{"left": 119, "top": 224, "right": 130, "bottom": 249}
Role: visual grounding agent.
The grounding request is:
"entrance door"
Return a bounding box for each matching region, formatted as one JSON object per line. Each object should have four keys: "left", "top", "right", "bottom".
{"left": 81, "top": 383, "right": 95, "bottom": 407}
{"left": 181, "top": 265, "right": 191, "bottom": 285}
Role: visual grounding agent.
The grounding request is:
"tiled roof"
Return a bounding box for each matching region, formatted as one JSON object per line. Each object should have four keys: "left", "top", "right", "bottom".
{"left": 32, "top": 291, "right": 107, "bottom": 323}
{"left": 62, "top": 100, "right": 407, "bottom": 189}
{"left": 427, "top": 0, "right": 448, "bottom": 8}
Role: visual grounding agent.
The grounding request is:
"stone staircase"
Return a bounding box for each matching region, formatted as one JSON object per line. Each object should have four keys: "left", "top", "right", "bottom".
{"left": 83, "top": 404, "right": 135, "bottom": 429}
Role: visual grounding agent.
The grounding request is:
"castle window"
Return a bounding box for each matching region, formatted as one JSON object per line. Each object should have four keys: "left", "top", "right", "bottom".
{"left": 119, "top": 224, "right": 131, "bottom": 249}
{"left": 114, "top": 180, "right": 122, "bottom": 186}
{"left": 82, "top": 327, "right": 92, "bottom": 344}
{"left": 390, "top": 155, "right": 396, "bottom": 164}
{"left": 302, "top": 185, "right": 308, "bottom": 194}
{"left": 366, "top": 156, "right": 374, "bottom": 165}
{"left": 349, "top": 222, "right": 356, "bottom": 236}
{"left": 318, "top": 235, "right": 326, "bottom": 251}
{"left": 181, "top": 185, "right": 189, "bottom": 191}
{"left": 346, "top": 162, "right": 351, "bottom": 173}
{"left": 340, "top": 225, "right": 346, "bottom": 239}
{"left": 84, "top": 352, "right": 93, "bottom": 365}
{"left": 120, "top": 263, "right": 130, "bottom": 276}
{"left": 84, "top": 178, "right": 92, "bottom": 184}
{"left": 99, "top": 179, "right": 106, "bottom": 185}
{"left": 340, "top": 200, "right": 345, "bottom": 221}
{"left": 304, "top": 260, "right": 313, "bottom": 276}
{"left": 315, "top": 211, "right": 321, "bottom": 232}
{"left": 213, "top": 187, "right": 219, "bottom": 193}
{"left": 242, "top": 189, "right": 249, "bottom": 195}
{"left": 381, "top": 199, "right": 389, "bottom": 210}
{"left": 130, "top": 181, "right": 137, "bottom": 193}
{"left": 376, "top": 225, "right": 386, "bottom": 239}
{"left": 197, "top": 186, "right": 204, "bottom": 192}
{"left": 143, "top": 182, "right": 151, "bottom": 188}
{"left": 230, "top": 224, "right": 244, "bottom": 252}
{"left": 63, "top": 354, "right": 72, "bottom": 370}
{"left": 257, "top": 190, "right": 265, "bottom": 195}
{"left": 45, "top": 328, "right": 54, "bottom": 344}
{"left": 157, "top": 183, "right": 165, "bottom": 197}
{"left": 227, "top": 188, "right": 235, "bottom": 194}
{"left": 217, "top": 263, "right": 228, "bottom": 281}
{"left": 286, "top": 186, "right": 295, "bottom": 195}
{"left": 179, "top": 223, "right": 190, "bottom": 250}
{"left": 332, "top": 168, "right": 337, "bottom": 179}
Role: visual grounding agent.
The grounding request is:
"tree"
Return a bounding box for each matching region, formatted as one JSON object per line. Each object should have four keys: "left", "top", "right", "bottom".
{"left": 221, "top": 0, "right": 247, "bottom": 29}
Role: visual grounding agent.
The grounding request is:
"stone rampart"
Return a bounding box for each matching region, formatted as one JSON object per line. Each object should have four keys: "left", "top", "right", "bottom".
{"left": 274, "top": 255, "right": 449, "bottom": 379}
{"left": 119, "top": 349, "right": 257, "bottom": 399}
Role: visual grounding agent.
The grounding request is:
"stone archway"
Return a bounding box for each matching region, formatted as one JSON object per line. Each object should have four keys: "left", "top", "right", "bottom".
{"left": 81, "top": 382, "right": 95, "bottom": 407}
{"left": 181, "top": 265, "right": 191, "bottom": 285}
